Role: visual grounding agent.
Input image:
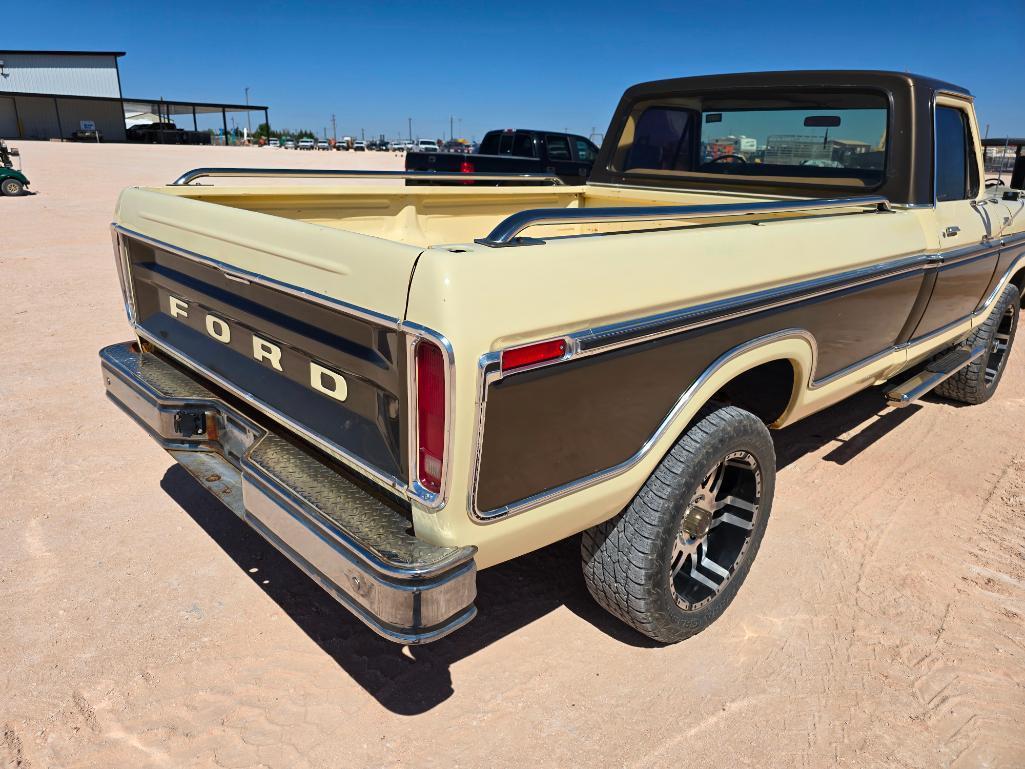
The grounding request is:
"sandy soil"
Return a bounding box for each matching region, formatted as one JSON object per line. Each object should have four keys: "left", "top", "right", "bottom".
{"left": 2, "top": 141, "right": 1024, "bottom": 769}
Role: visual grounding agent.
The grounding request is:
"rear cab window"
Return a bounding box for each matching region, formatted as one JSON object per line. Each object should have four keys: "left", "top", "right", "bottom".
{"left": 611, "top": 90, "right": 890, "bottom": 192}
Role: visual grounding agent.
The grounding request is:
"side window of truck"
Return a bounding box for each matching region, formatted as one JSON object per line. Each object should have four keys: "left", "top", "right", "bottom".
{"left": 935, "top": 106, "right": 979, "bottom": 202}
{"left": 512, "top": 133, "right": 536, "bottom": 157}
{"left": 574, "top": 138, "right": 597, "bottom": 162}
{"left": 546, "top": 135, "right": 572, "bottom": 160}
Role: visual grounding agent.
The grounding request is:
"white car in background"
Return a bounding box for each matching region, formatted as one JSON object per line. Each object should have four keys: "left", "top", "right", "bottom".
{"left": 283, "top": 139, "right": 296, "bottom": 149}
{"left": 267, "top": 138, "right": 280, "bottom": 148}
{"left": 297, "top": 138, "right": 315, "bottom": 150}
{"left": 352, "top": 140, "right": 367, "bottom": 151}
{"left": 317, "top": 140, "right": 330, "bottom": 150}
{"left": 415, "top": 139, "right": 439, "bottom": 152}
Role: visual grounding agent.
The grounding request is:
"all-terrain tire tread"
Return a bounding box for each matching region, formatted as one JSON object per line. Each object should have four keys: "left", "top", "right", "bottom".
{"left": 581, "top": 406, "right": 775, "bottom": 643}
{"left": 934, "top": 284, "right": 1019, "bottom": 405}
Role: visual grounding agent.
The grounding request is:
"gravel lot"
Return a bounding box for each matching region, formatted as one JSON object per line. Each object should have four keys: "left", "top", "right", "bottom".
{"left": 2, "top": 141, "right": 1024, "bottom": 769}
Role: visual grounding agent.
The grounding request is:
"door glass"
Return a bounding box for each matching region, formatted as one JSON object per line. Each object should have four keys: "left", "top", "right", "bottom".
{"left": 546, "top": 135, "right": 571, "bottom": 160}
{"left": 512, "top": 133, "right": 536, "bottom": 157}
{"left": 575, "top": 138, "right": 596, "bottom": 162}
{"left": 935, "top": 106, "right": 978, "bottom": 202}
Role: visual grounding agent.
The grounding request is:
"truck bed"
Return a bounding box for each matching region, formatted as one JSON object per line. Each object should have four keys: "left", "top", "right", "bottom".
{"left": 143, "top": 183, "right": 789, "bottom": 248}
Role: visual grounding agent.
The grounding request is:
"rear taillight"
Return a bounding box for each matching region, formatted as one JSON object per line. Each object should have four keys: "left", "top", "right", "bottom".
{"left": 415, "top": 340, "right": 446, "bottom": 494}
{"left": 460, "top": 160, "right": 475, "bottom": 173}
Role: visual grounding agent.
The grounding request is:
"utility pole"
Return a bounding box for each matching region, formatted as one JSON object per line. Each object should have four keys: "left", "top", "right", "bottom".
{"left": 331, "top": 114, "right": 337, "bottom": 142}
{"left": 244, "top": 87, "right": 251, "bottom": 135}
{"left": 450, "top": 115, "right": 453, "bottom": 142}
{"left": 408, "top": 117, "right": 412, "bottom": 142}
{"left": 361, "top": 127, "right": 365, "bottom": 141}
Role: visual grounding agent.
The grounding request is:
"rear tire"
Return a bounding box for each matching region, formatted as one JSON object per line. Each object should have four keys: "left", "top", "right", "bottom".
{"left": 581, "top": 405, "right": 775, "bottom": 643}
{"left": 1, "top": 178, "right": 25, "bottom": 196}
{"left": 934, "top": 283, "right": 1019, "bottom": 405}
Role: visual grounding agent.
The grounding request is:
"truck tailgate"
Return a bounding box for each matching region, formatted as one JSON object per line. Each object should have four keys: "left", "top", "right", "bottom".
{"left": 114, "top": 187, "right": 424, "bottom": 490}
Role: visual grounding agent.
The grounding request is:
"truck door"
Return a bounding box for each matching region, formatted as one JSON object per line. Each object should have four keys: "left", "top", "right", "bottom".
{"left": 911, "top": 97, "right": 999, "bottom": 339}
{"left": 543, "top": 134, "right": 589, "bottom": 183}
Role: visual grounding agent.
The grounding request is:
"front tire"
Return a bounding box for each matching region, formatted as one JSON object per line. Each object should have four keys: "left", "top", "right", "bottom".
{"left": 1, "top": 178, "right": 25, "bottom": 196}
{"left": 581, "top": 405, "right": 775, "bottom": 643}
{"left": 934, "top": 283, "right": 1020, "bottom": 405}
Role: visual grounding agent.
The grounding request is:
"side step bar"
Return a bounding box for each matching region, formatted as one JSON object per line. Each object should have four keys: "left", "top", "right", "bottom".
{"left": 884, "top": 344, "right": 987, "bottom": 408}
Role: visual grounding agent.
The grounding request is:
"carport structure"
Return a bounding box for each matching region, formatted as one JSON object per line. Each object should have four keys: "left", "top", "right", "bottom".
{"left": 123, "top": 98, "right": 270, "bottom": 139}
{"left": 0, "top": 50, "right": 269, "bottom": 141}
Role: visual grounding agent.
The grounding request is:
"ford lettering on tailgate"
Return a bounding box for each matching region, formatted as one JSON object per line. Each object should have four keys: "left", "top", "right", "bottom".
{"left": 123, "top": 236, "right": 407, "bottom": 481}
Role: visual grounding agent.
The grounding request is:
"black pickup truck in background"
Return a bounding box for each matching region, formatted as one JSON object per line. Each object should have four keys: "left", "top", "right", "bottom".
{"left": 126, "top": 122, "right": 212, "bottom": 145}
{"left": 405, "top": 128, "right": 599, "bottom": 184}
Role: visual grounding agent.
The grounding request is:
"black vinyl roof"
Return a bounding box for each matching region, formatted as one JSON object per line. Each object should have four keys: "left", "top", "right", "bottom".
{"left": 624, "top": 70, "right": 971, "bottom": 99}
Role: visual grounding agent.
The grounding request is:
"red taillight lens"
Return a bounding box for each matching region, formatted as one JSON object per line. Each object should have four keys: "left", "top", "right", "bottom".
{"left": 460, "top": 160, "right": 475, "bottom": 173}
{"left": 501, "top": 339, "right": 567, "bottom": 372}
{"left": 415, "top": 340, "right": 446, "bottom": 494}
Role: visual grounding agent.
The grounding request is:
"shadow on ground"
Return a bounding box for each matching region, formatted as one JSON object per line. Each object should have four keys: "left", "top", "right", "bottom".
{"left": 159, "top": 383, "right": 926, "bottom": 715}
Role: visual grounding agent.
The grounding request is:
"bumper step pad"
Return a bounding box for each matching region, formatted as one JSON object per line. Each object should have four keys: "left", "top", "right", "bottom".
{"left": 100, "top": 341, "right": 476, "bottom": 644}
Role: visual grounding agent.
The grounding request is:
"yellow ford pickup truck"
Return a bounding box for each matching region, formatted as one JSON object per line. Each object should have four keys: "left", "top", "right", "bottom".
{"left": 100, "top": 71, "right": 1025, "bottom": 644}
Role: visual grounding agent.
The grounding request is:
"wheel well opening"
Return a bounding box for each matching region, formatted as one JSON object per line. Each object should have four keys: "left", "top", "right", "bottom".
{"left": 1011, "top": 268, "right": 1025, "bottom": 307}
{"left": 708, "top": 359, "right": 797, "bottom": 426}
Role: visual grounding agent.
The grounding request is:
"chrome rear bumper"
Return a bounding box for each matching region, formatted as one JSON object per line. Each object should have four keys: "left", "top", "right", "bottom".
{"left": 99, "top": 341, "right": 477, "bottom": 644}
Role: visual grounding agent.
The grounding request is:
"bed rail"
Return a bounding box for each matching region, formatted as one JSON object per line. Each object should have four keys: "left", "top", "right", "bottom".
{"left": 170, "top": 168, "right": 566, "bottom": 186}
{"left": 474, "top": 195, "right": 893, "bottom": 247}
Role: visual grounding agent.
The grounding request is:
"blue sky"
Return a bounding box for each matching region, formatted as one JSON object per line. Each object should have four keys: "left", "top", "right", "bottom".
{"left": 13, "top": 0, "right": 1025, "bottom": 142}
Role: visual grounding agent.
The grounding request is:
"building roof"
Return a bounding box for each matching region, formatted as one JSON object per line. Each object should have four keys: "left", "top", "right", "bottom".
{"left": 0, "top": 50, "right": 126, "bottom": 57}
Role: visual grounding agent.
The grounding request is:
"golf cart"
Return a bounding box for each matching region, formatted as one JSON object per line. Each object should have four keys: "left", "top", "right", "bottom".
{"left": 1, "top": 140, "right": 30, "bottom": 196}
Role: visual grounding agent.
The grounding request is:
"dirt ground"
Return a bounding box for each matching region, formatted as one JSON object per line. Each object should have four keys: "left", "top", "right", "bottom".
{"left": 2, "top": 141, "right": 1024, "bottom": 769}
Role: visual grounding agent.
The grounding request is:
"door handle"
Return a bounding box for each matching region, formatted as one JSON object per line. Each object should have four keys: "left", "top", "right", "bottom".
{"left": 943, "top": 226, "right": 961, "bottom": 238}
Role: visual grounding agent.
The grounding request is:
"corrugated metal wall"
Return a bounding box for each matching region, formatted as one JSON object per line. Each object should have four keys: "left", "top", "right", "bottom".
{"left": 1, "top": 96, "right": 126, "bottom": 140}
{"left": 0, "top": 53, "right": 121, "bottom": 99}
{"left": 0, "top": 97, "right": 17, "bottom": 137}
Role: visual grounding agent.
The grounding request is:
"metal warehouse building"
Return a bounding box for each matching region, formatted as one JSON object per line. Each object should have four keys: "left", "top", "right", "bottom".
{"left": 0, "top": 50, "right": 268, "bottom": 141}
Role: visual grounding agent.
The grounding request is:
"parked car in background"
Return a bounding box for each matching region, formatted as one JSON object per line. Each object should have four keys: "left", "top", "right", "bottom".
{"left": 317, "top": 140, "right": 331, "bottom": 150}
{"left": 415, "top": 139, "right": 439, "bottom": 153}
{"left": 406, "top": 128, "right": 599, "bottom": 184}
{"left": 268, "top": 138, "right": 280, "bottom": 148}
{"left": 283, "top": 139, "right": 296, "bottom": 149}
{"left": 127, "top": 122, "right": 185, "bottom": 144}
{"left": 70, "top": 128, "right": 103, "bottom": 142}
{"left": 297, "top": 138, "right": 315, "bottom": 150}
{"left": 352, "top": 140, "right": 367, "bottom": 151}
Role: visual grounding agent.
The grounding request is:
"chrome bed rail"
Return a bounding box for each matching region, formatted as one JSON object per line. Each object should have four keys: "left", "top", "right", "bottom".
{"left": 474, "top": 195, "right": 893, "bottom": 247}
{"left": 170, "top": 167, "right": 566, "bottom": 186}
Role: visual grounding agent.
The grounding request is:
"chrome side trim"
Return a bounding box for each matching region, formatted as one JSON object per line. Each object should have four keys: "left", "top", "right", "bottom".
{"left": 468, "top": 330, "right": 818, "bottom": 521}
{"left": 467, "top": 238, "right": 1025, "bottom": 521}
{"left": 111, "top": 228, "right": 137, "bottom": 323}
{"left": 401, "top": 321, "right": 456, "bottom": 511}
{"left": 570, "top": 253, "right": 927, "bottom": 355}
{"left": 171, "top": 168, "right": 565, "bottom": 186}
{"left": 111, "top": 223, "right": 401, "bottom": 328}
{"left": 475, "top": 195, "right": 893, "bottom": 247}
